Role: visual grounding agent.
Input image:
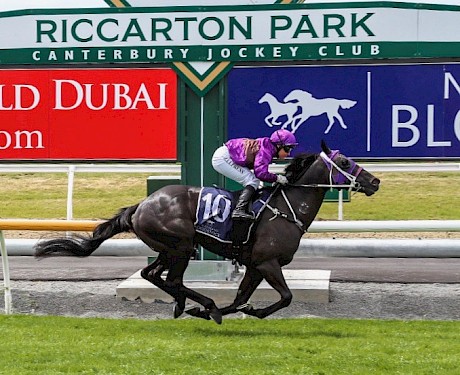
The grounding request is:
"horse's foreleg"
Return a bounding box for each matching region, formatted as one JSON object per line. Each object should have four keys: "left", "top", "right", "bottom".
{"left": 281, "top": 115, "right": 294, "bottom": 130}
{"left": 219, "top": 267, "right": 263, "bottom": 316}
{"left": 265, "top": 115, "right": 274, "bottom": 127}
{"left": 324, "top": 114, "right": 338, "bottom": 134}
{"left": 335, "top": 113, "right": 347, "bottom": 129}
{"left": 241, "top": 259, "right": 292, "bottom": 319}
{"left": 271, "top": 115, "right": 282, "bottom": 126}
{"left": 282, "top": 116, "right": 296, "bottom": 129}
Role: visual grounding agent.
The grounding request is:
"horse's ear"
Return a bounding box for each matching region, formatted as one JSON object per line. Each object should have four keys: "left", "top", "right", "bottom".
{"left": 321, "top": 140, "right": 331, "bottom": 154}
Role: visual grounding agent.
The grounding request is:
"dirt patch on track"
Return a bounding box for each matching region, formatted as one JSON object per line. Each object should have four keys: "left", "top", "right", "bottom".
{"left": 3, "top": 281, "right": 459, "bottom": 321}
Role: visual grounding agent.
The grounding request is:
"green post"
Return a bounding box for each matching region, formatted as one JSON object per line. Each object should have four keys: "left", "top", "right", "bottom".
{"left": 178, "top": 77, "right": 227, "bottom": 259}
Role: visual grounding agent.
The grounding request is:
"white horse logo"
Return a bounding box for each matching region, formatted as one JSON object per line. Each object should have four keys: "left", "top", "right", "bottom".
{"left": 258, "top": 93, "right": 299, "bottom": 128}
{"left": 259, "top": 89, "right": 357, "bottom": 134}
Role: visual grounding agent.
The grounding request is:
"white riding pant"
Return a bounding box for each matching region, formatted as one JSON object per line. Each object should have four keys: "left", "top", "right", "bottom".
{"left": 212, "top": 145, "right": 261, "bottom": 189}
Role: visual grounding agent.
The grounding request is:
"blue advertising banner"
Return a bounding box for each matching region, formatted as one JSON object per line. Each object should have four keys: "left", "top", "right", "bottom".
{"left": 228, "top": 64, "right": 460, "bottom": 159}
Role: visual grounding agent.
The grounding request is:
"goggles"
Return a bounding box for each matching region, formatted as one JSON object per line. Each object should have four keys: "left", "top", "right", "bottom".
{"left": 282, "top": 145, "right": 296, "bottom": 153}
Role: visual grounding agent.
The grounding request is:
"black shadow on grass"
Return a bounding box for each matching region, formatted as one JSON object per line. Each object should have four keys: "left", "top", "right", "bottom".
{"left": 193, "top": 327, "right": 362, "bottom": 339}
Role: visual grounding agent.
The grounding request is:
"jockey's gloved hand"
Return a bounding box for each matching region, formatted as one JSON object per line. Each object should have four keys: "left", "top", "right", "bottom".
{"left": 276, "top": 175, "right": 288, "bottom": 185}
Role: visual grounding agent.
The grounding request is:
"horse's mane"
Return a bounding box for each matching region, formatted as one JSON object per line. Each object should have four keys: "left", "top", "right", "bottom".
{"left": 284, "top": 153, "right": 317, "bottom": 183}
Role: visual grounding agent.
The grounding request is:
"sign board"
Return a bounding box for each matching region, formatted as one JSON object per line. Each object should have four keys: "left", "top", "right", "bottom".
{"left": 0, "top": 68, "right": 177, "bottom": 160}
{"left": 3, "top": 3, "right": 460, "bottom": 95}
{"left": 228, "top": 63, "right": 460, "bottom": 159}
{"left": 2, "top": 4, "right": 460, "bottom": 64}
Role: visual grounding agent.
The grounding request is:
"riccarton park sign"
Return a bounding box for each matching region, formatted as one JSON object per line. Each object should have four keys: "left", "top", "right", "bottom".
{"left": 3, "top": 3, "right": 460, "bottom": 64}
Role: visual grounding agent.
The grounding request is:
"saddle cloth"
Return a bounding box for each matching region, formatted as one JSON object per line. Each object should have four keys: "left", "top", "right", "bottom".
{"left": 194, "top": 187, "right": 270, "bottom": 243}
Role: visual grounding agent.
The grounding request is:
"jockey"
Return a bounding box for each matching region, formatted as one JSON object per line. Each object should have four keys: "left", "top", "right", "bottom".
{"left": 212, "top": 129, "right": 298, "bottom": 221}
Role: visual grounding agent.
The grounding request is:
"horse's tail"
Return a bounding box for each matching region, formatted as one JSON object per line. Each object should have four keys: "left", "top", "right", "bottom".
{"left": 34, "top": 204, "right": 139, "bottom": 258}
{"left": 339, "top": 99, "right": 357, "bottom": 109}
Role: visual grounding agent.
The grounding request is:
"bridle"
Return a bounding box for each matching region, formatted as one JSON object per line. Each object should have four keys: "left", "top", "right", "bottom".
{"left": 264, "top": 150, "right": 364, "bottom": 232}
{"left": 291, "top": 150, "right": 363, "bottom": 192}
{"left": 318, "top": 150, "right": 363, "bottom": 191}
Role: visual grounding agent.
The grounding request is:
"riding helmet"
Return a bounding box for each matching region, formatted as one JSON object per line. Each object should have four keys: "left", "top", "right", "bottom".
{"left": 269, "top": 129, "right": 298, "bottom": 146}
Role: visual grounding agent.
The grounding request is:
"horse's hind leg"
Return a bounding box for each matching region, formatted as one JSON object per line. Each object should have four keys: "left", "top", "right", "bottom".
{"left": 142, "top": 252, "right": 222, "bottom": 323}
{"left": 181, "top": 287, "right": 223, "bottom": 324}
{"left": 168, "top": 273, "right": 223, "bottom": 324}
{"left": 140, "top": 254, "right": 166, "bottom": 285}
{"left": 140, "top": 253, "right": 187, "bottom": 317}
{"left": 169, "top": 266, "right": 222, "bottom": 323}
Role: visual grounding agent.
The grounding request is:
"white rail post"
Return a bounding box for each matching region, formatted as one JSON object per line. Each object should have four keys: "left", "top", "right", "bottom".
{"left": 66, "top": 166, "right": 76, "bottom": 237}
{"left": 338, "top": 190, "right": 344, "bottom": 221}
{"left": 0, "top": 230, "right": 12, "bottom": 314}
{"left": 67, "top": 165, "right": 76, "bottom": 221}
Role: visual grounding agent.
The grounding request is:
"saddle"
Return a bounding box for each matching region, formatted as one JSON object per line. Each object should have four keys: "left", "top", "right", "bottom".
{"left": 194, "top": 186, "right": 273, "bottom": 249}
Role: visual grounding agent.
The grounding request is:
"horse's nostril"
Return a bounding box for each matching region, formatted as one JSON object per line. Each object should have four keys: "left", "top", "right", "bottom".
{"left": 372, "top": 178, "right": 381, "bottom": 186}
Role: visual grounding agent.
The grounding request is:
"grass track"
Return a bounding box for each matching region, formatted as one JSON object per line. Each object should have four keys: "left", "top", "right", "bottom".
{"left": 1, "top": 315, "right": 459, "bottom": 374}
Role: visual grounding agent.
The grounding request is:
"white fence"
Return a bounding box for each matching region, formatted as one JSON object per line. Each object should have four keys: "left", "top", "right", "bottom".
{"left": 1, "top": 161, "right": 459, "bottom": 221}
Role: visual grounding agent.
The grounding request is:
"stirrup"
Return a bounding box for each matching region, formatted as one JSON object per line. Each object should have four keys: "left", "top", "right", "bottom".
{"left": 232, "top": 210, "right": 255, "bottom": 221}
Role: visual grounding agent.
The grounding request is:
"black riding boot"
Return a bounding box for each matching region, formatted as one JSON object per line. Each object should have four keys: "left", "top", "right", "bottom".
{"left": 232, "top": 186, "right": 256, "bottom": 221}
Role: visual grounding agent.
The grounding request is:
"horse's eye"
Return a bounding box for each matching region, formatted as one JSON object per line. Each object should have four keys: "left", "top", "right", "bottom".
{"left": 340, "top": 159, "right": 351, "bottom": 169}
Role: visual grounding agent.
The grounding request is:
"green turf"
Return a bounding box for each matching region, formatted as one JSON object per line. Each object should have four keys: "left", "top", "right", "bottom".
{"left": 318, "top": 172, "right": 460, "bottom": 220}
{"left": 0, "top": 315, "right": 459, "bottom": 375}
{"left": 0, "top": 173, "right": 151, "bottom": 219}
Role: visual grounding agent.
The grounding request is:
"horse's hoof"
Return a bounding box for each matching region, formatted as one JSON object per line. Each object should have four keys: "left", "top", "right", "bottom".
{"left": 173, "top": 302, "right": 184, "bottom": 319}
{"left": 240, "top": 304, "right": 255, "bottom": 315}
{"left": 186, "top": 307, "right": 211, "bottom": 321}
{"left": 185, "top": 307, "right": 201, "bottom": 316}
{"left": 209, "top": 309, "right": 223, "bottom": 325}
{"left": 236, "top": 303, "right": 252, "bottom": 311}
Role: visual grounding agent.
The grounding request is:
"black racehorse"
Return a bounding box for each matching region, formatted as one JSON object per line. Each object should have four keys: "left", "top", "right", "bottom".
{"left": 35, "top": 141, "right": 380, "bottom": 324}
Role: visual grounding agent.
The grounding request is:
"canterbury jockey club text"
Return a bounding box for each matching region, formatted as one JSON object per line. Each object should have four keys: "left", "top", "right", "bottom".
{"left": 31, "top": 44, "right": 381, "bottom": 62}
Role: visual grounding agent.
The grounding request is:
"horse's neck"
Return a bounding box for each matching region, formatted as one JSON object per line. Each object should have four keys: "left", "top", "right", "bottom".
{"left": 285, "top": 166, "right": 329, "bottom": 226}
{"left": 298, "top": 161, "right": 329, "bottom": 187}
{"left": 266, "top": 94, "right": 276, "bottom": 103}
